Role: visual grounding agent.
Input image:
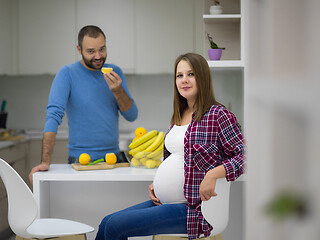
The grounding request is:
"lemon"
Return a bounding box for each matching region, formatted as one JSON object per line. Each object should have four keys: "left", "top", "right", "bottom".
{"left": 79, "top": 153, "right": 91, "bottom": 165}
{"left": 130, "top": 158, "right": 141, "bottom": 167}
{"left": 105, "top": 153, "right": 117, "bottom": 165}
{"left": 101, "top": 67, "right": 113, "bottom": 74}
{"left": 145, "top": 160, "right": 156, "bottom": 169}
{"left": 135, "top": 127, "right": 147, "bottom": 138}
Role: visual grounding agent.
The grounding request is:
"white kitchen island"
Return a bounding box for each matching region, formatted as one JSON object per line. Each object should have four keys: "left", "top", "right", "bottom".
{"left": 33, "top": 164, "right": 245, "bottom": 240}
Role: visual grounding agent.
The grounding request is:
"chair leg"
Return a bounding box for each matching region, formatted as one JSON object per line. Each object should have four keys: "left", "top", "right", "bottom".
{"left": 213, "top": 233, "right": 223, "bottom": 240}
{"left": 152, "top": 235, "right": 219, "bottom": 240}
{"left": 16, "top": 234, "right": 87, "bottom": 240}
{"left": 153, "top": 237, "right": 185, "bottom": 240}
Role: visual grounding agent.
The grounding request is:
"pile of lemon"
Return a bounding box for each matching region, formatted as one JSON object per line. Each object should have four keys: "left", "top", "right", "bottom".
{"left": 128, "top": 127, "right": 164, "bottom": 169}
{"left": 79, "top": 152, "right": 117, "bottom": 165}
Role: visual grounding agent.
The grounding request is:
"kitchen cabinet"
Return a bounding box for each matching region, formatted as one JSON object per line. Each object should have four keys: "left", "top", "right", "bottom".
{"left": 0, "top": 0, "right": 203, "bottom": 75}
{"left": 203, "top": 0, "right": 245, "bottom": 67}
{"left": 134, "top": 0, "right": 202, "bottom": 74}
{"left": 0, "top": 141, "right": 28, "bottom": 235}
{"left": 76, "top": 0, "right": 135, "bottom": 73}
{"left": 18, "top": 0, "right": 77, "bottom": 75}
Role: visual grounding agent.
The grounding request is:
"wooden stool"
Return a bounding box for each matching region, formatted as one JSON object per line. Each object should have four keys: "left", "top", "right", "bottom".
{"left": 16, "top": 234, "right": 87, "bottom": 240}
{"left": 153, "top": 233, "right": 223, "bottom": 240}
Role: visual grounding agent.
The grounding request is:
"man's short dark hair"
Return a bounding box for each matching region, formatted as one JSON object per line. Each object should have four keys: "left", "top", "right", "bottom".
{"left": 78, "top": 25, "right": 106, "bottom": 49}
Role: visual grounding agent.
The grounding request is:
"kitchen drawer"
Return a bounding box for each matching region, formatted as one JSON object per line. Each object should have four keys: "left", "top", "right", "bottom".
{"left": 0, "top": 158, "right": 26, "bottom": 198}
{"left": 0, "top": 178, "right": 7, "bottom": 198}
{"left": 0, "top": 196, "right": 9, "bottom": 232}
{"left": 0, "top": 142, "right": 27, "bottom": 164}
{"left": 0, "top": 180, "right": 6, "bottom": 199}
{"left": 12, "top": 158, "right": 27, "bottom": 183}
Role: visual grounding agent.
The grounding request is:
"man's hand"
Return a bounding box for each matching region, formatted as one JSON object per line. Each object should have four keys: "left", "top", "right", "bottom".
{"left": 29, "top": 162, "right": 50, "bottom": 184}
{"left": 148, "top": 183, "right": 161, "bottom": 205}
{"left": 103, "top": 70, "right": 122, "bottom": 92}
{"left": 103, "top": 70, "right": 133, "bottom": 112}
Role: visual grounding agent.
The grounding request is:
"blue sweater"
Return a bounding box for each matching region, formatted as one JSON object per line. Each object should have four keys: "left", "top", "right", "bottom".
{"left": 44, "top": 61, "right": 138, "bottom": 160}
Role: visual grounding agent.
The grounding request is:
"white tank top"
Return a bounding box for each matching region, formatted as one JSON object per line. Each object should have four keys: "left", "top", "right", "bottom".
{"left": 153, "top": 124, "right": 188, "bottom": 204}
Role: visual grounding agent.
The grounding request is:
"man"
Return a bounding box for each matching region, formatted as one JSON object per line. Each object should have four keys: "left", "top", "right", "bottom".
{"left": 29, "top": 25, "right": 138, "bottom": 183}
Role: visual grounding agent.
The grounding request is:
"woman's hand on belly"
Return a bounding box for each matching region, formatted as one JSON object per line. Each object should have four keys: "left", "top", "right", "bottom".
{"left": 149, "top": 183, "right": 162, "bottom": 205}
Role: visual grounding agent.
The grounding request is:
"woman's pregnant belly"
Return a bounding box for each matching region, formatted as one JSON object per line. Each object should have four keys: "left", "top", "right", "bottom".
{"left": 153, "top": 154, "right": 187, "bottom": 204}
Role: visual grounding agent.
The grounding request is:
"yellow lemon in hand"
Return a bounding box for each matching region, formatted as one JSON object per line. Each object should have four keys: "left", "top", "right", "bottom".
{"left": 105, "top": 153, "right": 117, "bottom": 165}
{"left": 101, "top": 67, "right": 113, "bottom": 74}
{"left": 79, "top": 153, "right": 91, "bottom": 165}
{"left": 135, "top": 127, "right": 147, "bottom": 138}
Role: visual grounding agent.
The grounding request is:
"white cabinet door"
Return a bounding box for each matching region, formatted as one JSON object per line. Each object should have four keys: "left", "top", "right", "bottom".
{"left": 135, "top": 0, "right": 198, "bottom": 74}
{"left": 0, "top": 0, "right": 16, "bottom": 75}
{"left": 77, "top": 0, "right": 135, "bottom": 73}
{"left": 18, "top": 0, "right": 76, "bottom": 75}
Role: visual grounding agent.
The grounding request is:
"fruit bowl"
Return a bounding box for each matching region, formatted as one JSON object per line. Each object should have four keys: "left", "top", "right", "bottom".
{"left": 127, "top": 128, "right": 165, "bottom": 169}
{"left": 125, "top": 151, "right": 163, "bottom": 169}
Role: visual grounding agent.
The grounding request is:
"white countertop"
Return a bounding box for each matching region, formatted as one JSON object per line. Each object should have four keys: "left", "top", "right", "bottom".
{"left": 33, "top": 164, "right": 246, "bottom": 182}
{"left": 33, "top": 164, "right": 157, "bottom": 182}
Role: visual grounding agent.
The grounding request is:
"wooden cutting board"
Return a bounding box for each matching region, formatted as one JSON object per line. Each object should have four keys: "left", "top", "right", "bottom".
{"left": 72, "top": 162, "right": 130, "bottom": 171}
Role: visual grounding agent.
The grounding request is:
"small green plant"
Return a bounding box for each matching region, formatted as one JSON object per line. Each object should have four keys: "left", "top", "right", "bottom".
{"left": 207, "top": 33, "right": 225, "bottom": 50}
{"left": 265, "top": 190, "right": 308, "bottom": 221}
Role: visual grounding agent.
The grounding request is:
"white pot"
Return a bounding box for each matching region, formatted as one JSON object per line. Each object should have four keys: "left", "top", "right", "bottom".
{"left": 210, "top": 5, "right": 223, "bottom": 15}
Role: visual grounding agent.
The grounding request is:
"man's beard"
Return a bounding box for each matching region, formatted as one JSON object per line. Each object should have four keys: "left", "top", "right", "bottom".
{"left": 82, "top": 55, "right": 106, "bottom": 70}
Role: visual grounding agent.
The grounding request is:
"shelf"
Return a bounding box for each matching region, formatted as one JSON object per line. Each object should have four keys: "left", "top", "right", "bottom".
{"left": 207, "top": 60, "right": 244, "bottom": 68}
{"left": 203, "top": 14, "right": 241, "bottom": 22}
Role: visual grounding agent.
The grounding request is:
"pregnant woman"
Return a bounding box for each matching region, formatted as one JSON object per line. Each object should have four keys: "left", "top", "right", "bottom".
{"left": 95, "top": 53, "right": 245, "bottom": 240}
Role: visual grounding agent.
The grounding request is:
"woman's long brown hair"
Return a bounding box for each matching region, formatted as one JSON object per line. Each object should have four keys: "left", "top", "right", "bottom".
{"left": 171, "top": 53, "right": 223, "bottom": 125}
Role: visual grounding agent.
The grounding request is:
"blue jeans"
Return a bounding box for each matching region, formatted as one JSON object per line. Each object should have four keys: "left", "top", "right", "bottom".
{"left": 95, "top": 200, "right": 187, "bottom": 240}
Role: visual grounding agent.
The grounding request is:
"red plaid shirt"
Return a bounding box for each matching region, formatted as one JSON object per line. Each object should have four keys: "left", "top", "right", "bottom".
{"left": 163, "top": 105, "right": 245, "bottom": 239}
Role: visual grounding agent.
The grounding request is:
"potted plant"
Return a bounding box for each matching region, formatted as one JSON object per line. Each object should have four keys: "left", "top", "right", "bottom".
{"left": 207, "top": 33, "right": 225, "bottom": 60}
{"left": 210, "top": 0, "right": 223, "bottom": 15}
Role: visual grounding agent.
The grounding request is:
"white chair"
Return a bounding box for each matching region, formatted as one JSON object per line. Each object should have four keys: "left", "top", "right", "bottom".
{"left": 0, "top": 158, "right": 94, "bottom": 240}
{"left": 153, "top": 178, "right": 231, "bottom": 240}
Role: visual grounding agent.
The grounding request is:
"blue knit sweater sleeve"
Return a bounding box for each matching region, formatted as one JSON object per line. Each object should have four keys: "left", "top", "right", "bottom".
{"left": 44, "top": 65, "right": 71, "bottom": 133}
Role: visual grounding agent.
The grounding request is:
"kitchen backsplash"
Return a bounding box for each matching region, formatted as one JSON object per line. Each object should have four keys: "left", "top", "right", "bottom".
{"left": 0, "top": 70, "right": 243, "bottom": 133}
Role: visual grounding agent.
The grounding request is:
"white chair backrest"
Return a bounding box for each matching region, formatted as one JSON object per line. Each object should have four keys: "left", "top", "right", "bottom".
{"left": 201, "top": 177, "right": 231, "bottom": 236}
{"left": 0, "top": 158, "right": 38, "bottom": 238}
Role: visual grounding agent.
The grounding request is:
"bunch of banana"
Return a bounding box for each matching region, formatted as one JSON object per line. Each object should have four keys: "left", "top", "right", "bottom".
{"left": 128, "top": 130, "right": 165, "bottom": 168}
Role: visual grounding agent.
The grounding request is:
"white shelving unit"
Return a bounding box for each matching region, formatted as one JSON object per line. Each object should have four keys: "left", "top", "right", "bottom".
{"left": 207, "top": 60, "right": 244, "bottom": 68}
{"left": 203, "top": 0, "right": 245, "bottom": 68}
{"left": 203, "top": 14, "right": 241, "bottom": 20}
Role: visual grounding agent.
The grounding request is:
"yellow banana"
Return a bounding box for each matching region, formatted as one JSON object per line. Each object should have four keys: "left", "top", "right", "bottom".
{"left": 146, "top": 143, "right": 163, "bottom": 159}
{"left": 129, "top": 135, "right": 158, "bottom": 156}
{"left": 139, "top": 157, "right": 148, "bottom": 166}
{"left": 134, "top": 151, "right": 148, "bottom": 159}
{"left": 129, "top": 130, "right": 158, "bottom": 149}
{"left": 155, "top": 159, "right": 162, "bottom": 167}
{"left": 151, "top": 151, "right": 163, "bottom": 161}
{"left": 144, "top": 131, "right": 165, "bottom": 153}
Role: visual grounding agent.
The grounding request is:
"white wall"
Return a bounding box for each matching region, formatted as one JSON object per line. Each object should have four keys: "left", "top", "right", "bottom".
{"left": 0, "top": 70, "right": 243, "bottom": 134}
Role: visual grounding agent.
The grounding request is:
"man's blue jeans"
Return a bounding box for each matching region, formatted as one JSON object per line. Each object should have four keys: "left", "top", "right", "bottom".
{"left": 95, "top": 200, "right": 187, "bottom": 240}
